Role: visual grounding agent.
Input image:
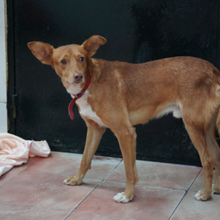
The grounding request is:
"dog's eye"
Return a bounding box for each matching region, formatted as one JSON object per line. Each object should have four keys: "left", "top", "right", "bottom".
{"left": 79, "top": 57, "right": 84, "bottom": 62}
{"left": 61, "top": 59, "right": 67, "bottom": 65}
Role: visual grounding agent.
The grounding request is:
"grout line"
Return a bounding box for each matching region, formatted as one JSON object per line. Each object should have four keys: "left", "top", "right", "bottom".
{"left": 168, "top": 168, "right": 203, "bottom": 220}
{"left": 168, "top": 190, "right": 187, "bottom": 220}
{"left": 102, "top": 159, "right": 123, "bottom": 180}
{"left": 62, "top": 181, "right": 101, "bottom": 220}
{"left": 63, "top": 160, "right": 123, "bottom": 220}
{"left": 186, "top": 168, "right": 203, "bottom": 191}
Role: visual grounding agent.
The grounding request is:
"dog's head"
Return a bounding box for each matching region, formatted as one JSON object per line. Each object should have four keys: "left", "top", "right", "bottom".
{"left": 28, "top": 35, "right": 106, "bottom": 96}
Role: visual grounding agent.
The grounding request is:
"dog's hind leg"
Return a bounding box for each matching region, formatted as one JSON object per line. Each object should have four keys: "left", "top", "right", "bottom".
{"left": 184, "top": 120, "right": 214, "bottom": 201}
{"left": 64, "top": 117, "right": 106, "bottom": 186}
{"left": 206, "top": 118, "right": 220, "bottom": 194}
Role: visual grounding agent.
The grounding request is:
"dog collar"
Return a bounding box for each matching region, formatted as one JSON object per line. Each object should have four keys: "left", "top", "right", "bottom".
{"left": 68, "top": 70, "right": 93, "bottom": 120}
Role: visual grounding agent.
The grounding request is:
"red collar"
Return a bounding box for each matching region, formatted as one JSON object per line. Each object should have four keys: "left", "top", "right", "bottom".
{"left": 68, "top": 70, "right": 93, "bottom": 120}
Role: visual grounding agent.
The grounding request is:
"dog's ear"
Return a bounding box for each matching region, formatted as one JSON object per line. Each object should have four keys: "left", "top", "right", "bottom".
{"left": 28, "top": 42, "right": 54, "bottom": 65}
{"left": 82, "top": 35, "right": 106, "bottom": 57}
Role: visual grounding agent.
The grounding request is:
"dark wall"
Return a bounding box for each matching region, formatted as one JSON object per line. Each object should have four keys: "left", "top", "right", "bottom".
{"left": 7, "top": 0, "right": 220, "bottom": 166}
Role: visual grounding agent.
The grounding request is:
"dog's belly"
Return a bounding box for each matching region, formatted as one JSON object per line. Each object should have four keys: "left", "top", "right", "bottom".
{"left": 76, "top": 91, "right": 107, "bottom": 127}
{"left": 129, "top": 103, "right": 182, "bottom": 125}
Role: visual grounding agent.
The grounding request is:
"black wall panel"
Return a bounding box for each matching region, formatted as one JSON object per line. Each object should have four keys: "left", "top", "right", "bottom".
{"left": 7, "top": 0, "right": 220, "bottom": 166}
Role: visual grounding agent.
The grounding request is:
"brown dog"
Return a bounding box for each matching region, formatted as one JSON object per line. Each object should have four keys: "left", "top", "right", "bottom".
{"left": 28, "top": 35, "right": 220, "bottom": 203}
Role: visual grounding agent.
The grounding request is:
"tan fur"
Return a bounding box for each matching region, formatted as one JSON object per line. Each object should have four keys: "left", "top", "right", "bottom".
{"left": 28, "top": 35, "right": 220, "bottom": 202}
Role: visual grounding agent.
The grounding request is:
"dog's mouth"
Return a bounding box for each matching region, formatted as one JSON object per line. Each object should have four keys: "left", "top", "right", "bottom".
{"left": 73, "top": 79, "right": 83, "bottom": 84}
{"left": 67, "top": 83, "right": 82, "bottom": 98}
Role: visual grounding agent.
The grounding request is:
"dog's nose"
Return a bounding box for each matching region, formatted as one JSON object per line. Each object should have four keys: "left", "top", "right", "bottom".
{"left": 73, "top": 73, "right": 83, "bottom": 83}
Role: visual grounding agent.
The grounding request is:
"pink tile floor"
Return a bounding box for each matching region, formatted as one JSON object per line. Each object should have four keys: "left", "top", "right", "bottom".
{"left": 0, "top": 151, "right": 220, "bottom": 220}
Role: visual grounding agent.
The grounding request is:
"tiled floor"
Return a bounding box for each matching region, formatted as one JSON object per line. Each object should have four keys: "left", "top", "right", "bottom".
{"left": 0, "top": 152, "right": 220, "bottom": 220}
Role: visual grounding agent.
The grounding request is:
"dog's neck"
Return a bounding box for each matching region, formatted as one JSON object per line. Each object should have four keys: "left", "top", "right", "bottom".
{"left": 89, "top": 58, "right": 103, "bottom": 82}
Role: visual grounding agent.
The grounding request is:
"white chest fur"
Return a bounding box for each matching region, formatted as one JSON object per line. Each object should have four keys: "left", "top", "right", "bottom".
{"left": 75, "top": 91, "right": 107, "bottom": 127}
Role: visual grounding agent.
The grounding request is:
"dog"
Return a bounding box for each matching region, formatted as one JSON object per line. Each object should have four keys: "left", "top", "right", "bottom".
{"left": 28, "top": 35, "right": 220, "bottom": 203}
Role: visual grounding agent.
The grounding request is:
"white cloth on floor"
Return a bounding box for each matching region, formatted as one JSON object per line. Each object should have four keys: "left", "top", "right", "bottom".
{"left": 0, "top": 133, "right": 51, "bottom": 177}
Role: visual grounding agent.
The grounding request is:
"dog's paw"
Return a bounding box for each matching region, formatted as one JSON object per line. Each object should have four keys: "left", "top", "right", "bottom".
{"left": 194, "top": 190, "right": 212, "bottom": 201}
{"left": 212, "top": 184, "right": 220, "bottom": 194}
{"left": 113, "top": 192, "right": 133, "bottom": 203}
{"left": 63, "top": 176, "right": 82, "bottom": 186}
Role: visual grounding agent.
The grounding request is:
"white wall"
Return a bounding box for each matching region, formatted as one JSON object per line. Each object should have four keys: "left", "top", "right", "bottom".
{"left": 0, "top": 0, "right": 7, "bottom": 133}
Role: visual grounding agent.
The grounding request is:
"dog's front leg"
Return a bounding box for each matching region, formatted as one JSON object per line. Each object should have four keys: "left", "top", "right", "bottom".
{"left": 113, "top": 126, "right": 138, "bottom": 203}
{"left": 64, "top": 119, "right": 106, "bottom": 186}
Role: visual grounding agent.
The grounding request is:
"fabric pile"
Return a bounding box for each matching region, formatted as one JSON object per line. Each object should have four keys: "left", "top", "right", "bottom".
{"left": 0, "top": 133, "right": 51, "bottom": 177}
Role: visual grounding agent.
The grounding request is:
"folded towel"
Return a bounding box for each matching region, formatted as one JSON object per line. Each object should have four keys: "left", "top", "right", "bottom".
{"left": 0, "top": 133, "right": 51, "bottom": 177}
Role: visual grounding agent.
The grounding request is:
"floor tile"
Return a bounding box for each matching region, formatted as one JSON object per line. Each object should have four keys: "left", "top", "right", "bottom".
{"left": 0, "top": 157, "right": 40, "bottom": 187}
{"left": 0, "top": 203, "right": 68, "bottom": 220}
{"left": 107, "top": 160, "right": 201, "bottom": 190}
{"left": 171, "top": 190, "right": 220, "bottom": 220}
{"left": 66, "top": 211, "right": 130, "bottom": 220}
{"left": 26, "top": 151, "right": 122, "bottom": 180}
{"left": 0, "top": 171, "right": 100, "bottom": 210}
{"left": 76, "top": 181, "right": 185, "bottom": 220}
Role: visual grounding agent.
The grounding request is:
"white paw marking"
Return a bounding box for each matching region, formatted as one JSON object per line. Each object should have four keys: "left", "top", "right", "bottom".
{"left": 194, "top": 190, "right": 212, "bottom": 201}
{"left": 63, "top": 176, "right": 83, "bottom": 186}
{"left": 63, "top": 178, "right": 69, "bottom": 185}
{"left": 194, "top": 190, "right": 203, "bottom": 201}
{"left": 113, "top": 192, "right": 133, "bottom": 203}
